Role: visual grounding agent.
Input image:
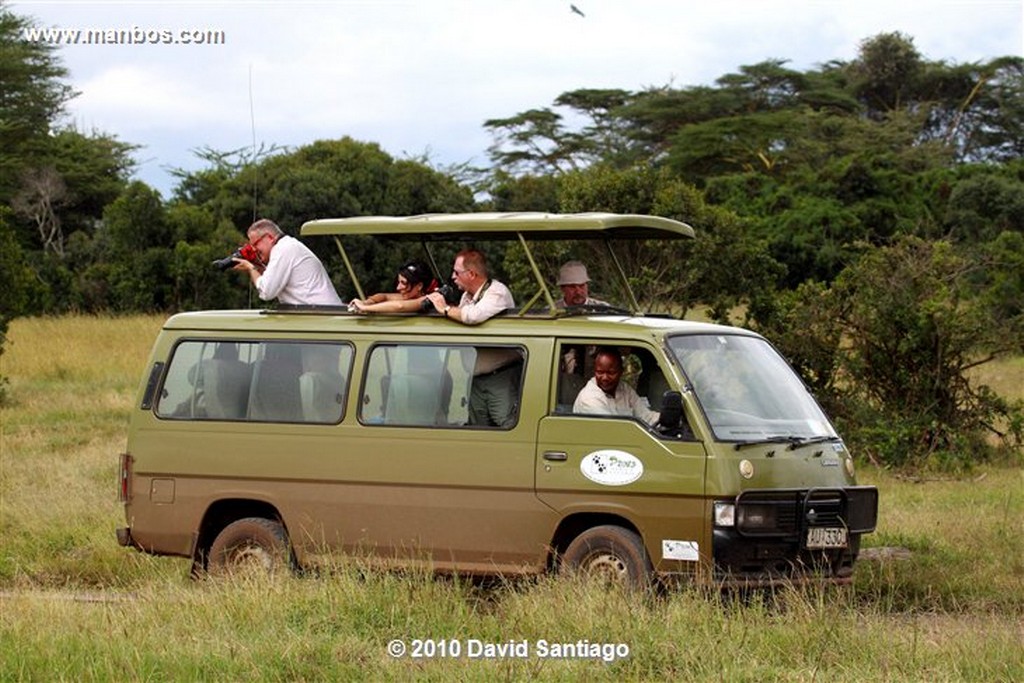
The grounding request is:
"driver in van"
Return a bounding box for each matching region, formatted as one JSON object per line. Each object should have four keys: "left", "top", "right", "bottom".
{"left": 573, "top": 347, "right": 660, "bottom": 425}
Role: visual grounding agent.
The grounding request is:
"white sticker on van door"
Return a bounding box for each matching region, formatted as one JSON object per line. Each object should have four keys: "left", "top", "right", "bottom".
{"left": 579, "top": 450, "right": 643, "bottom": 486}
{"left": 662, "top": 540, "right": 699, "bottom": 562}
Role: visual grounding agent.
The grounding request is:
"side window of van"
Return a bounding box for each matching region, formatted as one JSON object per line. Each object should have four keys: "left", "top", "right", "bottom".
{"left": 556, "top": 343, "right": 671, "bottom": 416}
{"left": 154, "top": 340, "right": 352, "bottom": 424}
{"left": 361, "top": 344, "right": 525, "bottom": 429}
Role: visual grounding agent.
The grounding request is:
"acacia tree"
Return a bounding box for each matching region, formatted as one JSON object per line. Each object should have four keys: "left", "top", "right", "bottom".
{"left": 483, "top": 108, "right": 585, "bottom": 176}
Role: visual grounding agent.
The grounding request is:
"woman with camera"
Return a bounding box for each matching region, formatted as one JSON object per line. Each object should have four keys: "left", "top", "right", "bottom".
{"left": 348, "top": 260, "right": 441, "bottom": 314}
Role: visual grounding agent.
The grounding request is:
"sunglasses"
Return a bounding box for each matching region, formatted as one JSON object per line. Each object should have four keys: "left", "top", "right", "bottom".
{"left": 250, "top": 233, "right": 272, "bottom": 248}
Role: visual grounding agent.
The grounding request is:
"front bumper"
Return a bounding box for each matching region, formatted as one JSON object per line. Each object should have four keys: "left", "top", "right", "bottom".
{"left": 712, "top": 486, "right": 878, "bottom": 583}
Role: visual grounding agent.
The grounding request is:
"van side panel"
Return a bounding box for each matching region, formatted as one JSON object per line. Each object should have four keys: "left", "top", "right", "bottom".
{"left": 125, "top": 335, "right": 559, "bottom": 575}
{"left": 535, "top": 416, "right": 708, "bottom": 576}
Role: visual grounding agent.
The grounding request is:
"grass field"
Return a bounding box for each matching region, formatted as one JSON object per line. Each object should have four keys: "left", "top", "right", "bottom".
{"left": 1, "top": 314, "right": 1022, "bottom": 681}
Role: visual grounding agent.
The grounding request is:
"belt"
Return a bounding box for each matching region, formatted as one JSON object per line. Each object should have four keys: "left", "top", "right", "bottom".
{"left": 475, "top": 360, "right": 522, "bottom": 379}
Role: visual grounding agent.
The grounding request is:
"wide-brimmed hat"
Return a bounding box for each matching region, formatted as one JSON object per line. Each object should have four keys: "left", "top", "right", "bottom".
{"left": 557, "top": 261, "right": 590, "bottom": 286}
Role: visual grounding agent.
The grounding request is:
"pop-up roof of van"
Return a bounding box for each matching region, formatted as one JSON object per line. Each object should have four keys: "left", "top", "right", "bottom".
{"left": 300, "top": 212, "right": 696, "bottom": 315}
{"left": 301, "top": 212, "right": 695, "bottom": 241}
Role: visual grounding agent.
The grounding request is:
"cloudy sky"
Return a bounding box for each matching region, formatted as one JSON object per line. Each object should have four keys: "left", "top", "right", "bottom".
{"left": 12, "top": 0, "right": 1024, "bottom": 196}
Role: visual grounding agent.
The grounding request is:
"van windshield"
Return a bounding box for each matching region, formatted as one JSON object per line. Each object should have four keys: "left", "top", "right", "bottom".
{"left": 667, "top": 334, "right": 838, "bottom": 444}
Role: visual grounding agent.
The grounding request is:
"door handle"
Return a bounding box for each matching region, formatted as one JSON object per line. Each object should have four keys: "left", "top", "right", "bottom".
{"left": 543, "top": 451, "right": 568, "bottom": 462}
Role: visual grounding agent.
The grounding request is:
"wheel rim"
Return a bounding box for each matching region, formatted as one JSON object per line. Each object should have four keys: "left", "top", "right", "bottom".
{"left": 582, "top": 551, "right": 629, "bottom": 583}
{"left": 226, "top": 542, "right": 276, "bottom": 572}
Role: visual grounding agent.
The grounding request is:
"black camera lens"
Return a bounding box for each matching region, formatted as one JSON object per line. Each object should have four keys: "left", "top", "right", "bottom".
{"left": 438, "top": 282, "right": 459, "bottom": 304}
{"left": 212, "top": 248, "right": 243, "bottom": 271}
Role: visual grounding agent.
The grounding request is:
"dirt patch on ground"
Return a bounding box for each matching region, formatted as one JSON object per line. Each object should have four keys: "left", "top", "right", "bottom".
{"left": 860, "top": 546, "right": 913, "bottom": 561}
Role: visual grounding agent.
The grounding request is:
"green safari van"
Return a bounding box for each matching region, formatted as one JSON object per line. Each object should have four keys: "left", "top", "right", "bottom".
{"left": 116, "top": 213, "right": 878, "bottom": 587}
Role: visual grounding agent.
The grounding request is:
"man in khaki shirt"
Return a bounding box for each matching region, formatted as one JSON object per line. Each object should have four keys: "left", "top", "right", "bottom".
{"left": 554, "top": 261, "right": 608, "bottom": 307}
{"left": 426, "top": 249, "right": 520, "bottom": 426}
{"left": 425, "top": 249, "right": 514, "bottom": 324}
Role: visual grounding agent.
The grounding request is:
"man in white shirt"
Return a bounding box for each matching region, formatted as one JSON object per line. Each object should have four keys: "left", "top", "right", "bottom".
{"left": 425, "top": 249, "right": 514, "bottom": 324}
{"left": 425, "top": 249, "right": 518, "bottom": 426}
{"left": 233, "top": 219, "right": 343, "bottom": 306}
{"left": 573, "top": 347, "right": 660, "bottom": 425}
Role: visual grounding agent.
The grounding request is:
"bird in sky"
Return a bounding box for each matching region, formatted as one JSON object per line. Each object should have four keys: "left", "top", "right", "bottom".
{"left": 570, "top": 4, "right": 585, "bottom": 18}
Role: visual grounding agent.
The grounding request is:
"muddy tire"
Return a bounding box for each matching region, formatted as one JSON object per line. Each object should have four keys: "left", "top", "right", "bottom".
{"left": 561, "top": 525, "right": 653, "bottom": 589}
{"left": 207, "top": 517, "right": 291, "bottom": 577}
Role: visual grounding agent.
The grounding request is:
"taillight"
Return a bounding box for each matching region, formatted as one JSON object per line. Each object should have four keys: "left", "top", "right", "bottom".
{"left": 118, "top": 453, "right": 133, "bottom": 502}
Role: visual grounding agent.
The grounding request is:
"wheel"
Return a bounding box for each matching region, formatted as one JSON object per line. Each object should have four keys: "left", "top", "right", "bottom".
{"left": 560, "top": 525, "right": 653, "bottom": 589}
{"left": 207, "top": 517, "right": 291, "bottom": 577}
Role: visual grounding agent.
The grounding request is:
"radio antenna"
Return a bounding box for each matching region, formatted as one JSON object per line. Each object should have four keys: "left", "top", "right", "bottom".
{"left": 248, "top": 63, "right": 258, "bottom": 307}
{"left": 249, "top": 63, "right": 258, "bottom": 223}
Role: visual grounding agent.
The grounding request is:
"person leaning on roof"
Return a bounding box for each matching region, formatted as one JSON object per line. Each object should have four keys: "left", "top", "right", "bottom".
{"left": 232, "top": 218, "right": 343, "bottom": 306}
{"left": 555, "top": 261, "right": 608, "bottom": 307}
{"left": 424, "top": 248, "right": 514, "bottom": 324}
{"left": 348, "top": 260, "right": 437, "bottom": 313}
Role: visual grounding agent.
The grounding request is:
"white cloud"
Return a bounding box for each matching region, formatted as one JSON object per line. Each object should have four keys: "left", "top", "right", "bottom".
{"left": 12, "top": 0, "right": 1023, "bottom": 194}
{"left": 74, "top": 65, "right": 239, "bottom": 128}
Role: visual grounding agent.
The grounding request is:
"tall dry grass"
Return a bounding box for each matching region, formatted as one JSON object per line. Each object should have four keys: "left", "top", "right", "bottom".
{"left": 1, "top": 314, "right": 1022, "bottom": 681}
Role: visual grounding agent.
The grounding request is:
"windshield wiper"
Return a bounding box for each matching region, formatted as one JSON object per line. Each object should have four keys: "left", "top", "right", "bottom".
{"left": 732, "top": 435, "right": 841, "bottom": 451}
{"left": 786, "top": 435, "right": 841, "bottom": 450}
{"left": 733, "top": 436, "right": 804, "bottom": 451}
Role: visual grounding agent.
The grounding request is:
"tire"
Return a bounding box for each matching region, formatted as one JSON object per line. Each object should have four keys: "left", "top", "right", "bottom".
{"left": 560, "top": 525, "right": 653, "bottom": 589}
{"left": 207, "top": 517, "right": 291, "bottom": 577}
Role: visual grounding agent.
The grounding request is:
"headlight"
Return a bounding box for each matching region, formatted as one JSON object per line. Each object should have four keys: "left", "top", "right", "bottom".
{"left": 714, "top": 502, "right": 735, "bottom": 527}
{"left": 737, "top": 504, "right": 777, "bottom": 530}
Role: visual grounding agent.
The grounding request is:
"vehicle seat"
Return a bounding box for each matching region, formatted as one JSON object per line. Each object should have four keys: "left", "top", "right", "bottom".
{"left": 201, "top": 359, "right": 251, "bottom": 419}
{"left": 384, "top": 374, "right": 443, "bottom": 425}
{"left": 248, "top": 346, "right": 303, "bottom": 422}
{"left": 557, "top": 372, "right": 587, "bottom": 414}
{"left": 644, "top": 371, "right": 670, "bottom": 410}
{"left": 299, "top": 371, "right": 345, "bottom": 423}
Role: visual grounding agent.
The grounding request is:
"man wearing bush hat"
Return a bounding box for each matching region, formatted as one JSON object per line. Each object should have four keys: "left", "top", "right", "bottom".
{"left": 555, "top": 260, "right": 608, "bottom": 307}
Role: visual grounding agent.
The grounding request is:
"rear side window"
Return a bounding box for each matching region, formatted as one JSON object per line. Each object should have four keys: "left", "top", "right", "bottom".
{"left": 361, "top": 343, "right": 525, "bottom": 429}
{"left": 155, "top": 340, "right": 352, "bottom": 424}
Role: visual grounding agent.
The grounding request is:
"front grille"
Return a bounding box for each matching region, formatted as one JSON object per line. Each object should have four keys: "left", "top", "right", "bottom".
{"left": 733, "top": 487, "right": 877, "bottom": 537}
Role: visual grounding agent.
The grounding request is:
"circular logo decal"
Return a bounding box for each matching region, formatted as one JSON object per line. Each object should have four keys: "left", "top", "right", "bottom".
{"left": 579, "top": 450, "right": 644, "bottom": 486}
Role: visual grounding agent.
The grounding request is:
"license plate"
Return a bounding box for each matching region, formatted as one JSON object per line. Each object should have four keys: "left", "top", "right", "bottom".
{"left": 806, "top": 527, "right": 847, "bottom": 549}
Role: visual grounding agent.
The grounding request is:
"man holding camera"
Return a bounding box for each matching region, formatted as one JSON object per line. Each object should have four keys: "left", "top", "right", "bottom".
{"left": 424, "top": 249, "right": 514, "bottom": 324}
{"left": 424, "top": 249, "right": 519, "bottom": 427}
{"left": 233, "top": 219, "right": 343, "bottom": 306}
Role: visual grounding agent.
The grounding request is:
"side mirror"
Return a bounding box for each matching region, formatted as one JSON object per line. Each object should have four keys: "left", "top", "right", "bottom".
{"left": 656, "top": 390, "right": 683, "bottom": 435}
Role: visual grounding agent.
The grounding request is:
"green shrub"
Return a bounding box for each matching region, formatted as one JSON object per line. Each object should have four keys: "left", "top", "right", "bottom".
{"left": 750, "top": 237, "right": 1024, "bottom": 471}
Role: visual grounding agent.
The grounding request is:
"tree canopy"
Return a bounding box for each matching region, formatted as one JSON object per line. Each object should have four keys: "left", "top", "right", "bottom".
{"left": 1, "top": 3, "right": 1021, "bottom": 467}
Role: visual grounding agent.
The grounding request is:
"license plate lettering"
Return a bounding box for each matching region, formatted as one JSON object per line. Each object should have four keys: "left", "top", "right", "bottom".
{"left": 806, "top": 527, "right": 847, "bottom": 549}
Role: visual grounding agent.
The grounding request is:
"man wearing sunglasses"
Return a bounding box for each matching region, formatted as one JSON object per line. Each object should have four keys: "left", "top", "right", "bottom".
{"left": 424, "top": 248, "right": 514, "bottom": 324}
{"left": 233, "top": 218, "right": 343, "bottom": 306}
